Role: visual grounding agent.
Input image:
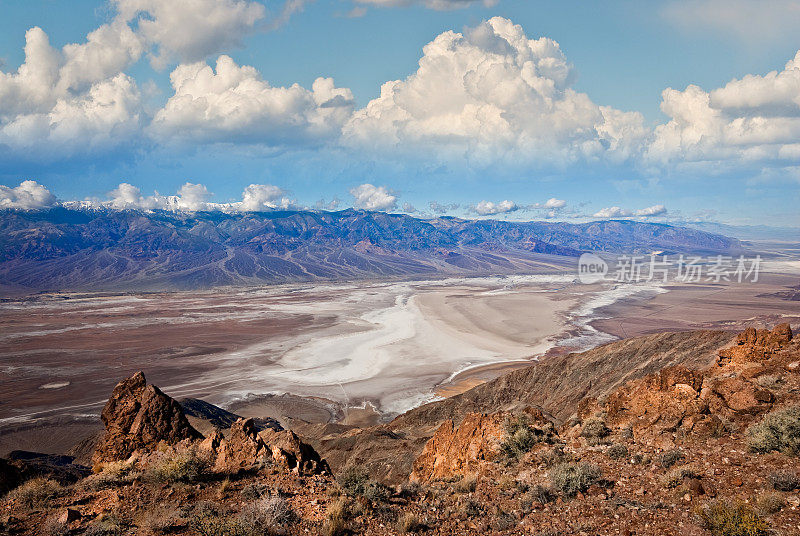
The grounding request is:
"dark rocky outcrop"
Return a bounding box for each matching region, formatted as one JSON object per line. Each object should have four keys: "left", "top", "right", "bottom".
{"left": 92, "top": 372, "right": 202, "bottom": 466}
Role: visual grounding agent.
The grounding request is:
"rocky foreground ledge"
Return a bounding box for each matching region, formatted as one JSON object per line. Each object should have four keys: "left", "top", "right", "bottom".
{"left": 1, "top": 324, "right": 799, "bottom": 535}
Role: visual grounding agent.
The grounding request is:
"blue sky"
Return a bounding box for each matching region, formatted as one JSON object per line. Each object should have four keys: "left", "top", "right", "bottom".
{"left": 0, "top": 0, "right": 798, "bottom": 227}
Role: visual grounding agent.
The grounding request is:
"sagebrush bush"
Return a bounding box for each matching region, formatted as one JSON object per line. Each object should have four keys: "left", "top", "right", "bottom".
{"left": 83, "top": 459, "right": 140, "bottom": 490}
{"left": 747, "top": 405, "right": 800, "bottom": 455}
{"left": 524, "top": 484, "right": 555, "bottom": 507}
{"left": 662, "top": 466, "right": 700, "bottom": 489}
{"left": 41, "top": 516, "right": 68, "bottom": 536}
{"left": 537, "top": 446, "right": 570, "bottom": 467}
{"left": 502, "top": 415, "right": 550, "bottom": 459}
{"left": 145, "top": 446, "right": 208, "bottom": 484}
{"left": 697, "top": 500, "right": 769, "bottom": 536}
{"left": 83, "top": 513, "right": 129, "bottom": 536}
{"left": 606, "top": 443, "right": 628, "bottom": 460}
{"left": 5, "top": 477, "right": 63, "bottom": 509}
{"left": 548, "top": 463, "right": 602, "bottom": 498}
{"left": 238, "top": 497, "right": 296, "bottom": 535}
{"left": 769, "top": 470, "right": 800, "bottom": 492}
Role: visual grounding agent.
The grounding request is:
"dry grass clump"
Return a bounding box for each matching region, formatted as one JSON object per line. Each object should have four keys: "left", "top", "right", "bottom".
{"left": 454, "top": 473, "right": 478, "bottom": 493}
{"left": 144, "top": 445, "right": 209, "bottom": 484}
{"left": 397, "top": 512, "right": 423, "bottom": 533}
{"left": 696, "top": 500, "right": 769, "bottom": 536}
{"left": 323, "top": 497, "right": 351, "bottom": 536}
{"left": 548, "top": 463, "right": 602, "bottom": 498}
{"left": 83, "top": 513, "right": 129, "bottom": 536}
{"left": 83, "top": 459, "right": 140, "bottom": 490}
{"left": 520, "top": 484, "right": 556, "bottom": 512}
{"left": 41, "top": 516, "right": 69, "bottom": 536}
{"left": 5, "top": 477, "right": 64, "bottom": 509}
{"left": 747, "top": 405, "right": 800, "bottom": 455}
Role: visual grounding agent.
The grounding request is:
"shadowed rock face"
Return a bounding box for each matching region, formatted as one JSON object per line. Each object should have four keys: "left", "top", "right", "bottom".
{"left": 92, "top": 372, "right": 202, "bottom": 466}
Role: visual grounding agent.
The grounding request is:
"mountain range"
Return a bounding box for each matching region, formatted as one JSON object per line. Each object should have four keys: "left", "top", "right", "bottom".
{"left": 0, "top": 208, "right": 747, "bottom": 292}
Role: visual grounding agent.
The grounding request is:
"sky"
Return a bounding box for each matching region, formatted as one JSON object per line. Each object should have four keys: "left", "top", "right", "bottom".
{"left": 0, "top": 0, "right": 798, "bottom": 227}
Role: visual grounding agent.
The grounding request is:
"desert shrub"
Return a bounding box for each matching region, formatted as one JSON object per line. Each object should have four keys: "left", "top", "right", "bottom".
{"left": 336, "top": 467, "right": 388, "bottom": 502}
{"left": 397, "top": 512, "right": 423, "bottom": 533}
{"left": 454, "top": 474, "right": 478, "bottom": 493}
{"left": 145, "top": 446, "right": 208, "bottom": 484}
{"left": 502, "top": 415, "right": 553, "bottom": 459}
{"left": 697, "top": 500, "right": 769, "bottom": 536}
{"left": 137, "top": 504, "right": 183, "bottom": 534}
{"left": 769, "top": 470, "right": 800, "bottom": 492}
{"left": 399, "top": 480, "right": 422, "bottom": 498}
{"left": 658, "top": 449, "right": 685, "bottom": 469}
{"left": 548, "top": 463, "right": 602, "bottom": 498}
{"left": 755, "top": 492, "right": 784, "bottom": 515}
{"left": 5, "top": 477, "right": 63, "bottom": 508}
{"left": 747, "top": 405, "right": 800, "bottom": 455}
{"left": 580, "top": 418, "right": 610, "bottom": 445}
{"left": 236, "top": 497, "right": 296, "bottom": 535}
{"left": 323, "top": 497, "right": 351, "bottom": 536}
{"left": 83, "top": 459, "right": 140, "bottom": 490}
{"left": 607, "top": 443, "right": 628, "bottom": 460}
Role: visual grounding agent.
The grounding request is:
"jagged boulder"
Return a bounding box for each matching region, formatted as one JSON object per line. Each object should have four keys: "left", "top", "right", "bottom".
{"left": 92, "top": 372, "right": 202, "bottom": 466}
{"left": 212, "top": 418, "right": 329, "bottom": 476}
{"left": 707, "top": 377, "right": 774, "bottom": 415}
{"left": 718, "top": 323, "right": 793, "bottom": 365}
{"left": 259, "top": 428, "right": 330, "bottom": 475}
{"left": 213, "top": 418, "right": 270, "bottom": 473}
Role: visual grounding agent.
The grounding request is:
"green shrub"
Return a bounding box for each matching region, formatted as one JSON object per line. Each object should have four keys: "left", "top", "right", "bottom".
{"left": 697, "top": 500, "right": 769, "bottom": 536}
{"left": 548, "top": 463, "right": 602, "bottom": 498}
{"left": 769, "top": 470, "right": 799, "bottom": 492}
{"left": 502, "top": 415, "right": 550, "bottom": 459}
{"left": 5, "top": 477, "right": 63, "bottom": 509}
{"left": 747, "top": 405, "right": 800, "bottom": 455}
{"left": 606, "top": 443, "right": 628, "bottom": 460}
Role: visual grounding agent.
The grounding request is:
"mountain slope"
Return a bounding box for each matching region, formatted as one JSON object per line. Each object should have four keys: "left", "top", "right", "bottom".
{"left": 0, "top": 208, "right": 746, "bottom": 292}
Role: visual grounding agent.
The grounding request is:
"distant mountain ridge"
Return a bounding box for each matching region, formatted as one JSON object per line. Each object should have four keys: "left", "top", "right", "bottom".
{"left": 0, "top": 208, "right": 746, "bottom": 292}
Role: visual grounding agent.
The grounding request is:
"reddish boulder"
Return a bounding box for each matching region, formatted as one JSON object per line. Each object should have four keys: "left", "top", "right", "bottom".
{"left": 92, "top": 372, "right": 202, "bottom": 466}
{"left": 259, "top": 428, "right": 330, "bottom": 475}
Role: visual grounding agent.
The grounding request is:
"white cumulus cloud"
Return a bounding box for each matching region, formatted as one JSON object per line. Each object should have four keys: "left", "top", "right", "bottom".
{"left": 152, "top": 55, "right": 354, "bottom": 146}
{"left": 240, "top": 183, "right": 290, "bottom": 211}
{"left": 648, "top": 51, "right": 800, "bottom": 166}
{"left": 343, "top": 17, "right": 647, "bottom": 166}
{"left": 354, "top": 0, "right": 497, "bottom": 10}
{"left": 593, "top": 204, "right": 667, "bottom": 218}
{"left": 0, "top": 180, "right": 58, "bottom": 209}
{"left": 350, "top": 183, "right": 398, "bottom": 211}
{"left": 474, "top": 199, "right": 518, "bottom": 215}
{"left": 113, "top": 0, "right": 266, "bottom": 69}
